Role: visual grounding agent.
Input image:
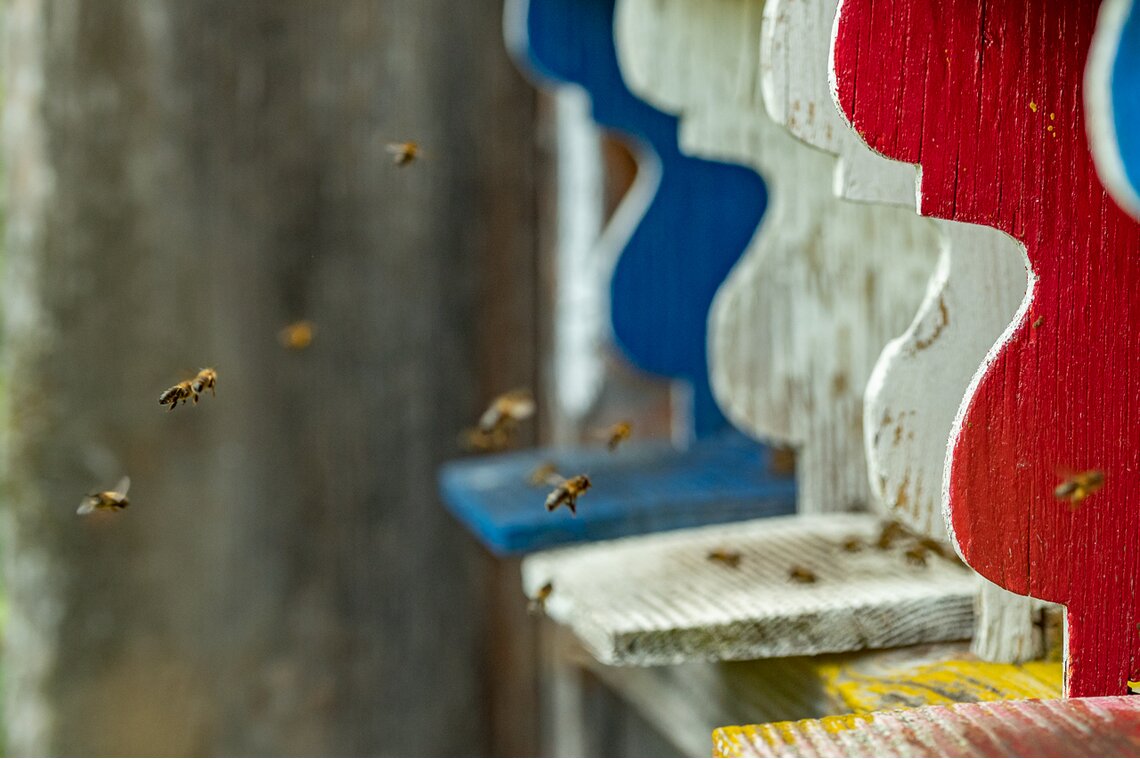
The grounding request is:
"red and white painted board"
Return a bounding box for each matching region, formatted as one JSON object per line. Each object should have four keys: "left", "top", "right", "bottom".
{"left": 714, "top": 695, "right": 1140, "bottom": 757}
{"left": 833, "top": 0, "right": 1140, "bottom": 697}
{"left": 761, "top": 0, "right": 1039, "bottom": 662}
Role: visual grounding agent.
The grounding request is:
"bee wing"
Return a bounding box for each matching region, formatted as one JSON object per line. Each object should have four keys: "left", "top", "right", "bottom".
{"left": 77, "top": 496, "right": 97, "bottom": 515}
{"left": 113, "top": 476, "right": 131, "bottom": 497}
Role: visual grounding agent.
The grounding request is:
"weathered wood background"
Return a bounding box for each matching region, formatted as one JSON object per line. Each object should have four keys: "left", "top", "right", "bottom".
{"left": 2, "top": 0, "right": 541, "bottom": 753}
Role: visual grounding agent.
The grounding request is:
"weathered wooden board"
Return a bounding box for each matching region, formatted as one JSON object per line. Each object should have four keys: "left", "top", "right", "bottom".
{"left": 833, "top": 0, "right": 1140, "bottom": 697}
{"left": 762, "top": 0, "right": 1038, "bottom": 662}
{"left": 1088, "top": 0, "right": 1140, "bottom": 217}
{"left": 508, "top": 0, "right": 769, "bottom": 437}
{"left": 439, "top": 431, "right": 794, "bottom": 555}
{"left": 617, "top": 0, "right": 938, "bottom": 514}
{"left": 522, "top": 514, "right": 978, "bottom": 666}
{"left": 713, "top": 696, "right": 1140, "bottom": 758}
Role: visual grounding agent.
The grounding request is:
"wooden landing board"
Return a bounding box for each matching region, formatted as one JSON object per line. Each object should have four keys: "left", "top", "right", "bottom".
{"left": 523, "top": 514, "right": 978, "bottom": 665}
{"left": 583, "top": 641, "right": 1060, "bottom": 757}
{"left": 714, "top": 696, "right": 1140, "bottom": 757}
{"left": 509, "top": 0, "right": 769, "bottom": 435}
{"left": 1088, "top": 0, "right": 1140, "bottom": 217}
{"left": 439, "top": 432, "right": 795, "bottom": 555}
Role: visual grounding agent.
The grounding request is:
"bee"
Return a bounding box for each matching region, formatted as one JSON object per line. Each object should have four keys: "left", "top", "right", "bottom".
{"left": 545, "top": 474, "right": 591, "bottom": 516}
{"left": 875, "top": 520, "right": 908, "bottom": 550}
{"left": 707, "top": 548, "right": 742, "bottom": 569}
{"left": 596, "top": 420, "right": 632, "bottom": 452}
{"left": 528, "top": 461, "right": 562, "bottom": 487}
{"left": 528, "top": 582, "right": 554, "bottom": 616}
{"left": 904, "top": 546, "right": 929, "bottom": 567}
{"left": 769, "top": 446, "right": 797, "bottom": 476}
{"left": 386, "top": 141, "right": 421, "bottom": 166}
{"left": 191, "top": 368, "right": 217, "bottom": 398}
{"left": 1054, "top": 470, "right": 1105, "bottom": 507}
{"left": 479, "top": 389, "right": 536, "bottom": 433}
{"left": 459, "top": 425, "right": 513, "bottom": 453}
{"left": 279, "top": 320, "right": 315, "bottom": 350}
{"left": 840, "top": 536, "right": 863, "bottom": 553}
{"left": 788, "top": 565, "right": 818, "bottom": 584}
{"left": 159, "top": 380, "right": 197, "bottom": 411}
{"left": 78, "top": 476, "right": 130, "bottom": 515}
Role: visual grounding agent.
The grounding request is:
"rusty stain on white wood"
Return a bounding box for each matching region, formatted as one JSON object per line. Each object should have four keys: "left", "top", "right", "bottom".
{"left": 522, "top": 514, "right": 978, "bottom": 666}
{"left": 714, "top": 696, "right": 1140, "bottom": 757}
{"left": 762, "top": 0, "right": 1038, "bottom": 662}
{"left": 617, "top": 0, "right": 938, "bottom": 515}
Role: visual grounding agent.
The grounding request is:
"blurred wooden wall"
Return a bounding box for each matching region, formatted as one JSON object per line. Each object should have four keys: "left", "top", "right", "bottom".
{"left": 2, "top": 0, "right": 541, "bottom": 754}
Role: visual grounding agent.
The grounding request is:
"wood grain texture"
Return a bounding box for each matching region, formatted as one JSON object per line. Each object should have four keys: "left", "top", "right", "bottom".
{"left": 1088, "top": 0, "right": 1140, "bottom": 217}
{"left": 833, "top": 0, "right": 1140, "bottom": 697}
{"left": 713, "top": 696, "right": 1140, "bottom": 757}
{"left": 763, "top": 0, "right": 1039, "bottom": 663}
{"left": 439, "top": 431, "right": 794, "bottom": 554}
{"left": 522, "top": 514, "right": 978, "bottom": 665}
{"left": 509, "top": 0, "right": 770, "bottom": 436}
{"left": 616, "top": 0, "right": 938, "bottom": 514}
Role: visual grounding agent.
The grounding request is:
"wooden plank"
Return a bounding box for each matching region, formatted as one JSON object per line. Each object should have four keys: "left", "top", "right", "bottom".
{"left": 617, "top": 0, "right": 938, "bottom": 515}
{"left": 833, "top": 0, "right": 1140, "bottom": 697}
{"left": 1088, "top": 0, "right": 1140, "bottom": 217}
{"left": 713, "top": 696, "right": 1140, "bottom": 758}
{"left": 763, "top": 0, "right": 1039, "bottom": 662}
{"left": 508, "top": 0, "right": 770, "bottom": 437}
{"left": 522, "top": 514, "right": 978, "bottom": 665}
{"left": 439, "top": 431, "right": 794, "bottom": 555}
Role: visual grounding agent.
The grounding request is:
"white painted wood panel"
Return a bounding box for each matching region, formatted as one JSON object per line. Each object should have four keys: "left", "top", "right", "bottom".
{"left": 523, "top": 514, "right": 978, "bottom": 665}
{"left": 762, "top": 0, "right": 1039, "bottom": 662}
{"left": 616, "top": 0, "right": 938, "bottom": 514}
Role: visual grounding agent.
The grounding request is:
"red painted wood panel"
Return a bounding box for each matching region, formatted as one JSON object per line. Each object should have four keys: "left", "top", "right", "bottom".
{"left": 833, "top": 0, "right": 1140, "bottom": 697}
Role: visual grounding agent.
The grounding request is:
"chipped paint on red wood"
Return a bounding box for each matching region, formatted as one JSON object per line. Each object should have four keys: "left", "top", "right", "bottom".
{"left": 832, "top": 0, "right": 1140, "bottom": 697}
{"left": 715, "top": 696, "right": 1140, "bottom": 757}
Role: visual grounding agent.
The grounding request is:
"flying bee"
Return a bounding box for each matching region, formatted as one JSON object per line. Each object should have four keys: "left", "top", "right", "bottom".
{"left": 278, "top": 320, "right": 315, "bottom": 350}
{"left": 459, "top": 425, "right": 513, "bottom": 453}
{"left": 707, "top": 548, "right": 742, "bottom": 569}
{"left": 596, "top": 420, "right": 632, "bottom": 452}
{"left": 159, "top": 380, "right": 197, "bottom": 411}
{"left": 528, "top": 582, "right": 554, "bottom": 616}
{"left": 545, "top": 474, "right": 591, "bottom": 516}
{"left": 78, "top": 476, "right": 130, "bottom": 515}
{"left": 386, "top": 141, "right": 421, "bottom": 166}
{"left": 1054, "top": 470, "right": 1105, "bottom": 507}
{"left": 528, "top": 461, "right": 562, "bottom": 487}
{"left": 191, "top": 368, "right": 217, "bottom": 398}
{"left": 479, "top": 389, "right": 536, "bottom": 433}
{"left": 788, "top": 565, "right": 818, "bottom": 584}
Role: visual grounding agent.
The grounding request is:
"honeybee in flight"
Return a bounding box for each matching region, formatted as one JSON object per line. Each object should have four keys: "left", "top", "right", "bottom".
{"left": 192, "top": 368, "right": 217, "bottom": 398}
{"left": 596, "top": 420, "right": 632, "bottom": 452}
{"left": 706, "top": 548, "right": 742, "bottom": 569}
{"left": 279, "top": 320, "right": 315, "bottom": 350}
{"left": 460, "top": 426, "right": 512, "bottom": 453}
{"left": 159, "top": 368, "right": 216, "bottom": 411}
{"left": 479, "top": 389, "right": 536, "bottom": 433}
{"left": 78, "top": 476, "right": 130, "bottom": 515}
{"left": 528, "top": 582, "right": 554, "bottom": 616}
{"left": 386, "top": 141, "right": 421, "bottom": 166}
{"left": 1054, "top": 470, "right": 1105, "bottom": 508}
{"left": 545, "top": 474, "right": 591, "bottom": 515}
{"left": 788, "top": 565, "right": 818, "bottom": 584}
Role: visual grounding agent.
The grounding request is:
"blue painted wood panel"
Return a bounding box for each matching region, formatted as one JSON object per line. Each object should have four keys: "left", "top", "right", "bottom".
{"left": 1090, "top": 0, "right": 1140, "bottom": 216}
{"left": 1111, "top": 0, "right": 1140, "bottom": 207}
{"left": 508, "top": 0, "right": 768, "bottom": 437}
{"left": 439, "top": 432, "right": 796, "bottom": 555}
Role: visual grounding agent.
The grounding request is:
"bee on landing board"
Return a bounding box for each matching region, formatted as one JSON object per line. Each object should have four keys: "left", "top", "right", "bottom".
{"left": 528, "top": 582, "right": 553, "bottom": 616}
{"left": 78, "top": 476, "right": 130, "bottom": 515}
{"left": 707, "top": 548, "right": 742, "bottom": 569}
{"left": 545, "top": 474, "right": 591, "bottom": 516}
{"left": 788, "top": 565, "right": 817, "bottom": 584}
{"left": 386, "top": 141, "right": 421, "bottom": 166}
{"left": 1054, "top": 470, "right": 1105, "bottom": 508}
{"left": 596, "top": 420, "right": 632, "bottom": 452}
